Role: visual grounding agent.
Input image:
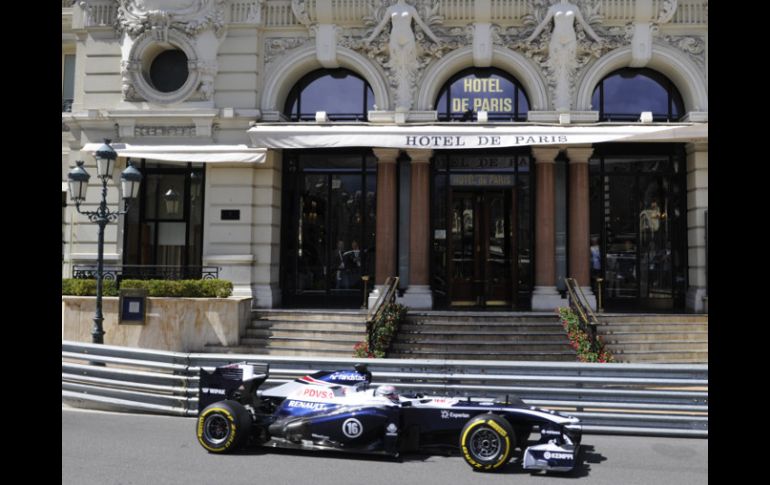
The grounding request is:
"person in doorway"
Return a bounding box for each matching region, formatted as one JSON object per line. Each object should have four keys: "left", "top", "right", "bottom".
{"left": 335, "top": 240, "right": 348, "bottom": 289}
{"left": 345, "top": 240, "right": 363, "bottom": 288}
{"left": 590, "top": 236, "right": 601, "bottom": 279}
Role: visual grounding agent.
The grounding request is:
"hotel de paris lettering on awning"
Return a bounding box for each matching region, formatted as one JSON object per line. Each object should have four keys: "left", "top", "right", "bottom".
{"left": 247, "top": 123, "right": 707, "bottom": 150}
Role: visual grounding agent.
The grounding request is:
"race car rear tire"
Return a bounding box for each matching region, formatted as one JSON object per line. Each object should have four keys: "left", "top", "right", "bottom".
{"left": 459, "top": 414, "right": 516, "bottom": 472}
{"left": 196, "top": 400, "right": 252, "bottom": 453}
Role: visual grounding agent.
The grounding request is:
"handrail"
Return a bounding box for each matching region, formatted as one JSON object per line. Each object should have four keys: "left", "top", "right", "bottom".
{"left": 564, "top": 277, "right": 600, "bottom": 353}
{"left": 365, "top": 276, "right": 400, "bottom": 350}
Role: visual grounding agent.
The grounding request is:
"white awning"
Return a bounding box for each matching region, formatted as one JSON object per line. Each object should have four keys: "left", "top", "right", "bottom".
{"left": 80, "top": 143, "right": 267, "bottom": 163}
{"left": 247, "top": 123, "right": 707, "bottom": 150}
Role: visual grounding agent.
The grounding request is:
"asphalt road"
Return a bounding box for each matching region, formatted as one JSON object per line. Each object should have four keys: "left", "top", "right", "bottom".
{"left": 62, "top": 407, "right": 707, "bottom": 485}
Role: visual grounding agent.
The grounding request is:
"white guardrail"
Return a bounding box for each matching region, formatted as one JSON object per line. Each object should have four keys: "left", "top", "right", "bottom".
{"left": 62, "top": 340, "right": 708, "bottom": 438}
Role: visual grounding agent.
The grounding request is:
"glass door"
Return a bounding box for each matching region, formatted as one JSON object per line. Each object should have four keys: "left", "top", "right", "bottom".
{"left": 591, "top": 148, "right": 687, "bottom": 312}
{"left": 282, "top": 150, "right": 376, "bottom": 308}
{"left": 448, "top": 190, "right": 513, "bottom": 307}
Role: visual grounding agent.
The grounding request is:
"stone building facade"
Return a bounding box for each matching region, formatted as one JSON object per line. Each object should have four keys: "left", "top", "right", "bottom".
{"left": 62, "top": 0, "right": 708, "bottom": 312}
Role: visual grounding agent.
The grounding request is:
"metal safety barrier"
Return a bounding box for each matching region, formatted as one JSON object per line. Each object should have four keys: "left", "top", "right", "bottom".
{"left": 62, "top": 340, "right": 708, "bottom": 438}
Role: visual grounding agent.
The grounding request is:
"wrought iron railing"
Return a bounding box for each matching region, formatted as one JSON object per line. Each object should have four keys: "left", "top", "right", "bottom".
{"left": 72, "top": 264, "right": 220, "bottom": 285}
{"left": 365, "top": 276, "right": 400, "bottom": 351}
{"left": 564, "top": 277, "right": 600, "bottom": 353}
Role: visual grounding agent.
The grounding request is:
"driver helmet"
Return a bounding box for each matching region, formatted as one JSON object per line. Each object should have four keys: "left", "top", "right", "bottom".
{"left": 375, "top": 385, "right": 399, "bottom": 403}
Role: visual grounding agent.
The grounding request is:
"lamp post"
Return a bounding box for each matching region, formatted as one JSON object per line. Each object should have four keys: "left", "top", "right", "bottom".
{"left": 67, "top": 139, "right": 142, "bottom": 344}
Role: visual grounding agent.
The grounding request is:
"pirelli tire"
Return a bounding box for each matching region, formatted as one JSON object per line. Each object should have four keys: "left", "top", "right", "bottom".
{"left": 196, "top": 400, "right": 252, "bottom": 453}
{"left": 459, "top": 413, "right": 516, "bottom": 472}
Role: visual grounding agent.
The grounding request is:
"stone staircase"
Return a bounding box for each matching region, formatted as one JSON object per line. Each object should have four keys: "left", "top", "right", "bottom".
{"left": 595, "top": 314, "right": 708, "bottom": 363}
{"left": 205, "top": 309, "right": 367, "bottom": 357}
{"left": 388, "top": 312, "right": 576, "bottom": 361}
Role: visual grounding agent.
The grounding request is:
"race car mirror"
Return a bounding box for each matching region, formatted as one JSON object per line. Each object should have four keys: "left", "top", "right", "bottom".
{"left": 119, "top": 288, "right": 147, "bottom": 325}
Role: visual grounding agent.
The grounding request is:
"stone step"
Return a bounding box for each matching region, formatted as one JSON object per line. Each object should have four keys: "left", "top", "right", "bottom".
{"left": 241, "top": 337, "right": 361, "bottom": 351}
{"left": 252, "top": 310, "right": 366, "bottom": 323}
{"left": 599, "top": 331, "right": 708, "bottom": 342}
{"left": 609, "top": 350, "right": 709, "bottom": 363}
{"left": 387, "top": 350, "right": 577, "bottom": 362}
{"left": 406, "top": 316, "right": 560, "bottom": 325}
{"left": 394, "top": 332, "right": 570, "bottom": 342}
{"left": 597, "top": 323, "right": 707, "bottom": 333}
{"left": 204, "top": 345, "right": 356, "bottom": 358}
{"left": 244, "top": 328, "right": 366, "bottom": 340}
{"left": 391, "top": 341, "right": 571, "bottom": 352}
{"left": 597, "top": 314, "right": 708, "bottom": 324}
{"left": 605, "top": 341, "right": 707, "bottom": 352}
{"left": 400, "top": 322, "right": 566, "bottom": 333}
{"left": 247, "top": 321, "right": 366, "bottom": 332}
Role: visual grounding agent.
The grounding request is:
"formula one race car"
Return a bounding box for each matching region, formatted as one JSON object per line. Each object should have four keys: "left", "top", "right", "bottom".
{"left": 196, "top": 362, "right": 582, "bottom": 473}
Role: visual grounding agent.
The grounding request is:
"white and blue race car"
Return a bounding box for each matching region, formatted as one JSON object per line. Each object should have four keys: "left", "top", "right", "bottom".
{"left": 196, "top": 362, "right": 582, "bottom": 473}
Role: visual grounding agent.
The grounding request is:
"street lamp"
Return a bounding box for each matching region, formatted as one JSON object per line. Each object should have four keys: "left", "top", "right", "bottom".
{"left": 67, "top": 139, "right": 142, "bottom": 344}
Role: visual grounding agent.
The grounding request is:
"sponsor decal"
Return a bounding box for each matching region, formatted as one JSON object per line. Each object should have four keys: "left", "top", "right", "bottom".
{"left": 430, "top": 398, "right": 458, "bottom": 405}
{"left": 287, "top": 400, "right": 328, "bottom": 411}
{"left": 441, "top": 411, "right": 471, "bottom": 419}
{"left": 329, "top": 372, "right": 366, "bottom": 381}
{"left": 540, "top": 428, "right": 561, "bottom": 436}
{"left": 201, "top": 388, "right": 226, "bottom": 395}
{"left": 543, "top": 451, "right": 573, "bottom": 460}
{"left": 301, "top": 387, "right": 335, "bottom": 400}
{"left": 342, "top": 418, "right": 363, "bottom": 438}
{"left": 386, "top": 423, "right": 398, "bottom": 436}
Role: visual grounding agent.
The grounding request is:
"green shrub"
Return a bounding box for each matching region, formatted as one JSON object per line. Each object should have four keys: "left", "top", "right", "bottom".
{"left": 61, "top": 278, "right": 118, "bottom": 296}
{"left": 62, "top": 279, "right": 233, "bottom": 298}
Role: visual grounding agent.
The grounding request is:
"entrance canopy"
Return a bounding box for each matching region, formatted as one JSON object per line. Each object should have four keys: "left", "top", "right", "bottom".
{"left": 80, "top": 143, "right": 267, "bottom": 163}
{"left": 248, "top": 123, "right": 707, "bottom": 150}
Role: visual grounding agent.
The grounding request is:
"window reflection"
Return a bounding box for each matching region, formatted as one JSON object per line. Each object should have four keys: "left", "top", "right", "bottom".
{"left": 284, "top": 69, "right": 374, "bottom": 121}
{"left": 592, "top": 68, "right": 684, "bottom": 122}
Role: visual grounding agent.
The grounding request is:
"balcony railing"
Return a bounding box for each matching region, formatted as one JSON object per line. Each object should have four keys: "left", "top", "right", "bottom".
{"left": 72, "top": 264, "right": 221, "bottom": 285}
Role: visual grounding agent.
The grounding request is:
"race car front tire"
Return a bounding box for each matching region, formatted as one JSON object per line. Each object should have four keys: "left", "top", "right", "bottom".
{"left": 196, "top": 400, "right": 252, "bottom": 453}
{"left": 459, "top": 414, "right": 516, "bottom": 472}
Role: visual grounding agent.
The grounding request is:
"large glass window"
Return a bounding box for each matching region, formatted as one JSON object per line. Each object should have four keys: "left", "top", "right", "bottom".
{"left": 123, "top": 161, "right": 205, "bottom": 272}
{"left": 281, "top": 150, "right": 377, "bottom": 307}
{"left": 62, "top": 54, "right": 75, "bottom": 112}
{"left": 435, "top": 68, "right": 529, "bottom": 122}
{"left": 284, "top": 69, "right": 375, "bottom": 121}
{"left": 589, "top": 144, "right": 687, "bottom": 311}
{"left": 591, "top": 68, "right": 684, "bottom": 122}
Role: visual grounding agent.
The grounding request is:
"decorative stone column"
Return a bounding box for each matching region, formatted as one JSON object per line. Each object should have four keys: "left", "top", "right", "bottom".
{"left": 531, "top": 147, "right": 566, "bottom": 311}
{"left": 685, "top": 142, "right": 708, "bottom": 313}
{"left": 401, "top": 149, "right": 433, "bottom": 310}
{"left": 566, "top": 146, "right": 597, "bottom": 310}
{"left": 370, "top": 148, "right": 400, "bottom": 307}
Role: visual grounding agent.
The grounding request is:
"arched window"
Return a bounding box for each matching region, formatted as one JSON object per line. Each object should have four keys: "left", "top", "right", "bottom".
{"left": 592, "top": 68, "right": 684, "bottom": 122}
{"left": 435, "top": 68, "right": 529, "bottom": 122}
{"left": 284, "top": 69, "right": 375, "bottom": 121}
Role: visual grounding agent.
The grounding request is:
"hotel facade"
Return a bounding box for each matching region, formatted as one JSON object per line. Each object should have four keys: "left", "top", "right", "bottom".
{"left": 62, "top": 0, "right": 708, "bottom": 313}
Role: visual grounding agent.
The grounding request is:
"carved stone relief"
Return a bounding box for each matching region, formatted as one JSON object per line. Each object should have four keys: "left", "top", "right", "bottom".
{"left": 262, "top": 0, "right": 703, "bottom": 114}
{"left": 116, "top": 0, "right": 226, "bottom": 104}
{"left": 116, "top": 0, "right": 226, "bottom": 41}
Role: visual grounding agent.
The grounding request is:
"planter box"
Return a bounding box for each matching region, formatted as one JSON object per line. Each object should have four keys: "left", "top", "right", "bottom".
{"left": 62, "top": 296, "right": 252, "bottom": 352}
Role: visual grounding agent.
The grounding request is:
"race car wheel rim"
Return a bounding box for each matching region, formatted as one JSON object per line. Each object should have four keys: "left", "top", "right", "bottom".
{"left": 203, "top": 414, "right": 230, "bottom": 446}
{"left": 469, "top": 428, "right": 501, "bottom": 461}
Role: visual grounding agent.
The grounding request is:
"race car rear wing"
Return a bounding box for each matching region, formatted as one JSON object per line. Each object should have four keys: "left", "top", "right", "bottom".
{"left": 198, "top": 363, "right": 269, "bottom": 411}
